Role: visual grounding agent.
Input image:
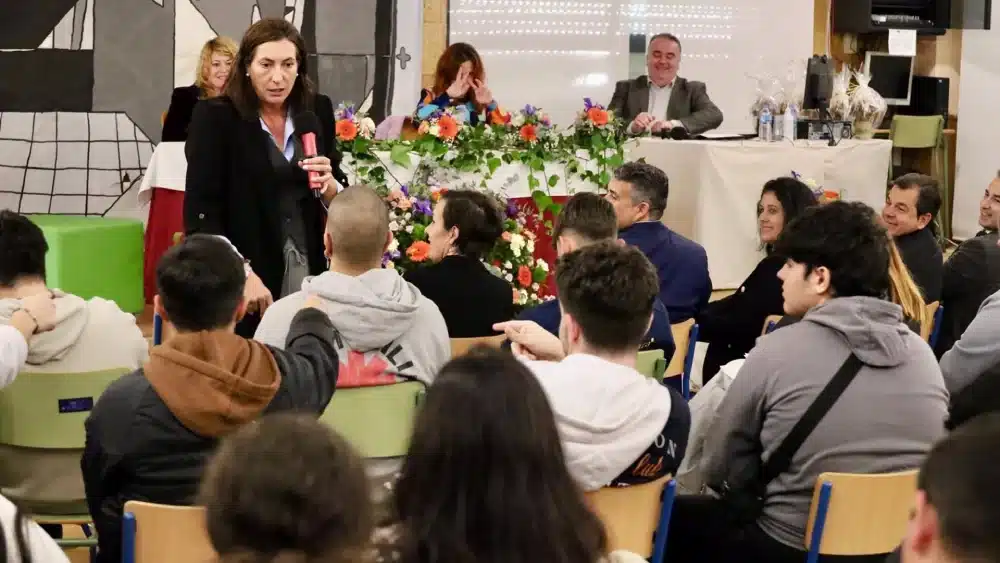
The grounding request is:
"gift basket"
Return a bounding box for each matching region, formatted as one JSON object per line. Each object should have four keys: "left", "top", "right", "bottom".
{"left": 749, "top": 73, "right": 780, "bottom": 135}
{"left": 828, "top": 66, "right": 853, "bottom": 121}
{"left": 850, "top": 65, "right": 887, "bottom": 139}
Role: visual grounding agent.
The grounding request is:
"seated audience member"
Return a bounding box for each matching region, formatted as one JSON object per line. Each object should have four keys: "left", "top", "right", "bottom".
{"left": 897, "top": 414, "right": 1000, "bottom": 563}
{"left": 668, "top": 202, "right": 948, "bottom": 563}
{"left": 256, "top": 185, "right": 450, "bottom": 384}
{"left": 939, "top": 288, "right": 1000, "bottom": 430}
{"left": 161, "top": 36, "right": 237, "bottom": 142}
{"left": 609, "top": 33, "right": 723, "bottom": 136}
{"left": 1, "top": 494, "right": 69, "bottom": 563}
{"left": 608, "top": 162, "right": 711, "bottom": 322}
{"left": 935, "top": 173, "right": 1000, "bottom": 356}
{"left": 403, "top": 189, "right": 515, "bottom": 338}
{"left": 0, "top": 292, "right": 56, "bottom": 389}
{"left": 416, "top": 43, "right": 505, "bottom": 127}
{"left": 498, "top": 242, "right": 690, "bottom": 490}
{"left": 517, "top": 193, "right": 675, "bottom": 362}
{"left": 82, "top": 235, "right": 340, "bottom": 563}
{"left": 697, "top": 177, "right": 818, "bottom": 381}
{"left": 374, "top": 348, "right": 646, "bottom": 563}
{"left": 0, "top": 211, "right": 148, "bottom": 514}
{"left": 199, "top": 414, "right": 372, "bottom": 563}
{"left": 882, "top": 173, "right": 943, "bottom": 302}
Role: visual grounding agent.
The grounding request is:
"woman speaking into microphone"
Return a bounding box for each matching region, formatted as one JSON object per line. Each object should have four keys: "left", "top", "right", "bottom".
{"left": 184, "top": 18, "right": 346, "bottom": 336}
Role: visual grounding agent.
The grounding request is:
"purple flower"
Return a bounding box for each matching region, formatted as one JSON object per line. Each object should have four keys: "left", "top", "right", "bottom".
{"left": 505, "top": 201, "right": 519, "bottom": 219}
{"left": 400, "top": 184, "right": 410, "bottom": 197}
{"left": 583, "top": 97, "right": 594, "bottom": 110}
{"left": 413, "top": 198, "right": 433, "bottom": 217}
{"left": 523, "top": 104, "right": 536, "bottom": 116}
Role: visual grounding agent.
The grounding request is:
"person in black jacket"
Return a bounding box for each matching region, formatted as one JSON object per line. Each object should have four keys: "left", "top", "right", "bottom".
{"left": 881, "top": 173, "right": 943, "bottom": 303}
{"left": 184, "top": 18, "right": 348, "bottom": 337}
{"left": 697, "top": 177, "right": 817, "bottom": 382}
{"left": 161, "top": 36, "right": 237, "bottom": 142}
{"left": 405, "top": 190, "right": 515, "bottom": 337}
{"left": 81, "top": 235, "right": 340, "bottom": 563}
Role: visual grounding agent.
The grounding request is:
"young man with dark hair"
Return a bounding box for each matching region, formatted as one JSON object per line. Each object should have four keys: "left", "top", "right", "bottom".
{"left": 497, "top": 241, "right": 690, "bottom": 491}
{"left": 0, "top": 210, "right": 148, "bottom": 516}
{"left": 882, "top": 172, "right": 943, "bottom": 302}
{"left": 667, "top": 202, "right": 948, "bottom": 563}
{"left": 82, "top": 234, "right": 341, "bottom": 563}
{"left": 516, "top": 193, "right": 675, "bottom": 362}
{"left": 899, "top": 414, "right": 1000, "bottom": 563}
{"left": 606, "top": 162, "right": 711, "bottom": 322}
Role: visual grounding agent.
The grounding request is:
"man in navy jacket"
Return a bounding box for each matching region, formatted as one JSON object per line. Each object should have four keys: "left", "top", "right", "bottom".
{"left": 606, "top": 162, "right": 711, "bottom": 322}
{"left": 517, "top": 193, "right": 675, "bottom": 364}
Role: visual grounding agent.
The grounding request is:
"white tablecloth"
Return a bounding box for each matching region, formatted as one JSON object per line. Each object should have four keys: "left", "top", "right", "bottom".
{"left": 632, "top": 138, "right": 892, "bottom": 288}
{"left": 138, "top": 138, "right": 892, "bottom": 288}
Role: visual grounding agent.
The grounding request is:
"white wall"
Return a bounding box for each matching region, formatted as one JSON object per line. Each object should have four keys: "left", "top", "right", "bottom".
{"left": 953, "top": 11, "right": 1000, "bottom": 238}
{"left": 449, "top": 0, "right": 814, "bottom": 132}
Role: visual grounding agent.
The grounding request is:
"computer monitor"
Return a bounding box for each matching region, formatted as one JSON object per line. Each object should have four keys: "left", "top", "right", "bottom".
{"left": 864, "top": 52, "right": 915, "bottom": 105}
{"left": 803, "top": 55, "right": 834, "bottom": 111}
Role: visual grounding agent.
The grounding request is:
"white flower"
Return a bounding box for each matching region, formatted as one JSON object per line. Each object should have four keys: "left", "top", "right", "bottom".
{"left": 512, "top": 113, "right": 526, "bottom": 127}
{"left": 532, "top": 283, "right": 539, "bottom": 290}
{"left": 428, "top": 124, "right": 441, "bottom": 137}
{"left": 535, "top": 258, "right": 549, "bottom": 272}
{"left": 384, "top": 260, "right": 395, "bottom": 270}
{"left": 404, "top": 212, "right": 412, "bottom": 220}
{"left": 518, "top": 289, "right": 529, "bottom": 305}
{"left": 511, "top": 246, "right": 522, "bottom": 258}
{"left": 483, "top": 126, "right": 495, "bottom": 137}
{"left": 388, "top": 221, "right": 400, "bottom": 232}
{"left": 360, "top": 117, "right": 376, "bottom": 138}
{"left": 504, "top": 273, "right": 513, "bottom": 282}
{"left": 386, "top": 238, "right": 399, "bottom": 253}
{"left": 503, "top": 261, "right": 512, "bottom": 269}
{"left": 526, "top": 239, "right": 535, "bottom": 254}
{"left": 405, "top": 225, "right": 414, "bottom": 234}
{"left": 509, "top": 233, "right": 525, "bottom": 250}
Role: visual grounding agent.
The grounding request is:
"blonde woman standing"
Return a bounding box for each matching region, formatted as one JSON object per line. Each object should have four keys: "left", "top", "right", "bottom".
{"left": 161, "top": 36, "right": 238, "bottom": 142}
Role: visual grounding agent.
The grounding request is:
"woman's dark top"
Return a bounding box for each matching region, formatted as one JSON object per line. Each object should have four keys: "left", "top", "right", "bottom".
{"left": 697, "top": 254, "right": 784, "bottom": 382}
{"left": 184, "top": 94, "right": 343, "bottom": 336}
{"left": 161, "top": 85, "right": 201, "bottom": 142}
{"left": 405, "top": 255, "right": 516, "bottom": 338}
{"left": 894, "top": 227, "right": 943, "bottom": 303}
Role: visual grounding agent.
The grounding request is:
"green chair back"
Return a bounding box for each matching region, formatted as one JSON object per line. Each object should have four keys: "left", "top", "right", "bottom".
{"left": 0, "top": 368, "right": 128, "bottom": 449}
{"left": 889, "top": 115, "right": 943, "bottom": 149}
{"left": 320, "top": 381, "right": 426, "bottom": 458}
{"left": 636, "top": 350, "right": 667, "bottom": 382}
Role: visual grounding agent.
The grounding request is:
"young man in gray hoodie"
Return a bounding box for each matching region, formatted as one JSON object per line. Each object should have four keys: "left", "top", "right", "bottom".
{"left": 668, "top": 201, "right": 949, "bottom": 563}
{"left": 254, "top": 185, "right": 450, "bottom": 383}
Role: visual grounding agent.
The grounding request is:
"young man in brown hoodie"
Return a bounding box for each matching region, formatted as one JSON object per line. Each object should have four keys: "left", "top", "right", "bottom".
{"left": 82, "top": 234, "right": 340, "bottom": 563}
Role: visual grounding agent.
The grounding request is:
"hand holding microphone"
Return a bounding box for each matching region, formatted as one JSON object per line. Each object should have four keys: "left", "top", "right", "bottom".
{"left": 293, "top": 111, "right": 342, "bottom": 197}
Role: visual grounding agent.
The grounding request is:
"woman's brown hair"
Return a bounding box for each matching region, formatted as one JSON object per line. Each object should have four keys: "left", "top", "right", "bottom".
{"left": 432, "top": 42, "right": 485, "bottom": 99}
{"left": 199, "top": 414, "right": 373, "bottom": 563}
{"left": 224, "top": 18, "right": 315, "bottom": 119}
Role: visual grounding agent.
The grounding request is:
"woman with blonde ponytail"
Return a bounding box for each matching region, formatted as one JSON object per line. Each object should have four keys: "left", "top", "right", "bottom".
{"left": 887, "top": 239, "right": 930, "bottom": 331}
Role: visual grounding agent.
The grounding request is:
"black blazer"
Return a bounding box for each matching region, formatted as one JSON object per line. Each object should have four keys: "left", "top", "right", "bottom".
{"left": 161, "top": 85, "right": 201, "bottom": 142}
{"left": 697, "top": 254, "right": 784, "bottom": 381}
{"left": 936, "top": 231, "right": 1000, "bottom": 356}
{"left": 608, "top": 75, "right": 724, "bottom": 135}
{"left": 895, "top": 227, "right": 943, "bottom": 303}
{"left": 184, "top": 94, "right": 343, "bottom": 335}
{"left": 405, "top": 255, "right": 516, "bottom": 338}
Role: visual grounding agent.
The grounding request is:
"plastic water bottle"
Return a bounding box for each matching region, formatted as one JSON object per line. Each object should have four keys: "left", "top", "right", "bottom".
{"left": 758, "top": 108, "right": 772, "bottom": 142}
{"left": 783, "top": 105, "right": 796, "bottom": 141}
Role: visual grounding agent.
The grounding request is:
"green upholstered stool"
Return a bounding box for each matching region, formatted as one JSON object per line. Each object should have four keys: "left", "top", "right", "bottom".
{"left": 28, "top": 215, "right": 144, "bottom": 314}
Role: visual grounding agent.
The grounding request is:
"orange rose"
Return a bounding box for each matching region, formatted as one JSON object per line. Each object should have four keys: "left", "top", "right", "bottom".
{"left": 587, "top": 107, "right": 609, "bottom": 126}
{"left": 430, "top": 187, "right": 448, "bottom": 202}
{"left": 438, "top": 115, "right": 459, "bottom": 140}
{"left": 335, "top": 119, "right": 358, "bottom": 141}
{"left": 518, "top": 265, "right": 533, "bottom": 288}
{"left": 501, "top": 231, "right": 512, "bottom": 242}
{"left": 519, "top": 124, "right": 538, "bottom": 143}
{"left": 406, "top": 241, "right": 431, "bottom": 262}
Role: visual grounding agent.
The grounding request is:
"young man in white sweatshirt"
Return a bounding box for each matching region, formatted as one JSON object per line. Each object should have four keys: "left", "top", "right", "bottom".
{"left": 497, "top": 241, "right": 690, "bottom": 491}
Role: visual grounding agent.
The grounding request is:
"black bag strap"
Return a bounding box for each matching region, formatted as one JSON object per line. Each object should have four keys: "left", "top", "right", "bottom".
{"left": 760, "top": 353, "right": 864, "bottom": 486}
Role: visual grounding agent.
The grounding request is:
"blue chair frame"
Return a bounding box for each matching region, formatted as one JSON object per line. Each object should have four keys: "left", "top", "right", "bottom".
{"left": 681, "top": 324, "right": 699, "bottom": 400}
{"left": 805, "top": 481, "right": 834, "bottom": 563}
{"left": 928, "top": 305, "right": 944, "bottom": 350}
{"left": 152, "top": 313, "right": 162, "bottom": 346}
{"left": 650, "top": 480, "right": 678, "bottom": 563}
{"left": 122, "top": 511, "right": 137, "bottom": 563}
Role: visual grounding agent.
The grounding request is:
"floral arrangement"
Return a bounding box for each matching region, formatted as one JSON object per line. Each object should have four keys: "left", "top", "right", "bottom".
{"left": 575, "top": 98, "right": 613, "bottom": 132}
{"left": 509, "top": 104, "right": 554, "bottom": 144}
{"left": 791, "top": 171, "right": 841, "bottom": 203}
{"left": 378, "top": 184, "right": 550, "bottom": 307}
{"left": 415, "top": 106, "right": 463, "bottom": 142}
{"left": 334, "top": 102, "right": 376, "bottom": 156}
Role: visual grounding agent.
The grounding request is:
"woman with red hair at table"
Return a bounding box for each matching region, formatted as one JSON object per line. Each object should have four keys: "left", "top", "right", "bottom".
{"left": 415, "top": 43, "right": 506, "bottom": 126}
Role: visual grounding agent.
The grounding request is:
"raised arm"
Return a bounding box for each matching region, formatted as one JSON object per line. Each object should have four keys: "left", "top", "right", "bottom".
{"left": 184, "top": 101, "right": 231, "bottom": 236}
{"left": 267, "top": 306, "right": 340, "bottom": 414}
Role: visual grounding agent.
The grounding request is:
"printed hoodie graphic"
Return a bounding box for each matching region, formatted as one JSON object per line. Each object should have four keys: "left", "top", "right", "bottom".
{"left": 144, "top": 332, "right": 280, "bottom": 437}
{"left": 254, "top": 269, "right": 450, "bottom": 385}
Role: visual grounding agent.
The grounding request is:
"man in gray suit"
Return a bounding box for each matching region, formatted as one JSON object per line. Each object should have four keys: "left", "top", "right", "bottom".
{"left": 609, "top": 33, "right": 723, "bottom": 136}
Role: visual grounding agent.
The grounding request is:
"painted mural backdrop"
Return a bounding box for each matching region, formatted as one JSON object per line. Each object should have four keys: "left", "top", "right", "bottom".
{"left": 0, "top": 0, "right": 421, "bottom": 218}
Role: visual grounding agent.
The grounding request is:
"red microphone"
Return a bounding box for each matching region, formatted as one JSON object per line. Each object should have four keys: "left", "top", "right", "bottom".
{"left": 293, "top": 112, "right": 324, "bottom": 193}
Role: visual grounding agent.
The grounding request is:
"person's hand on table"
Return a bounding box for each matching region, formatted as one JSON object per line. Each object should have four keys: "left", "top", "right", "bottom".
{"left": 630, "top": 112, "right": 655, "bottom": 134}
{"left": 244, "top": 270, "right": 273, "bottom": 315}
{"left": 11, "top": 291, "right": 57, "bottom": 339}
{"left": 493, "top": 320, "right": 566, "bottom": 362}
{"left": 650, "top": 120, "right": 673, "bottom": 134}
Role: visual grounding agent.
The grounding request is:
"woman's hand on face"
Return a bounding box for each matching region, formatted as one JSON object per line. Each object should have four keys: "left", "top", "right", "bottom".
{"left": 299, "top": 156, "right": 336, "bottom": 194}
{"left": 446, "top": 67, "right": 471, "bottom": 98}
{"left": 472, "top": 79, "right": 493, "bottom": 106}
